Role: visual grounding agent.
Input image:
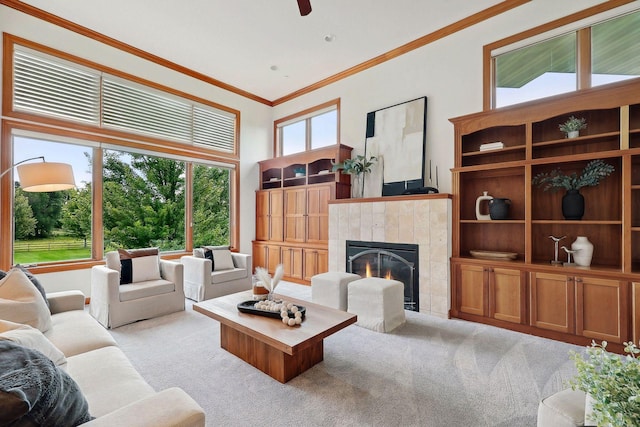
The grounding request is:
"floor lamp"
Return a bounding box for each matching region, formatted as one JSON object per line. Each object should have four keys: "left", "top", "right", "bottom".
{"left": 0, "top": 156, "right": 75, "bottom": 192}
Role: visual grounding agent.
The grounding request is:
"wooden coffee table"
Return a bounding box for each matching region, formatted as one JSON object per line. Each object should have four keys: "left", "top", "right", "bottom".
{"left": 193, "top": 291, "right": 357, "bottom": 383}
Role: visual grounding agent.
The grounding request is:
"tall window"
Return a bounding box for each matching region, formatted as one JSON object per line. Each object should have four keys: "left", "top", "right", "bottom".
{"left": 492, "top": 9, "right": 640, "bottom": 108}
{"left": 2, "top": 37, "right": 239, "bottom": 269}
{"left": 13, "top": 136, "right": 92, "bottom": 265}
{"left": 102, "top": 149, "right": 186, "bottom": 251}
{"left": 276, "top": 100, "right": 339, "bottom": 156}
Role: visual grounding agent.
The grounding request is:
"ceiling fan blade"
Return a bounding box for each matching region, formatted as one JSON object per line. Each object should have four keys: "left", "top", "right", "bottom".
{"left": 297, "top": 0, "right": 312, "bottom": 16}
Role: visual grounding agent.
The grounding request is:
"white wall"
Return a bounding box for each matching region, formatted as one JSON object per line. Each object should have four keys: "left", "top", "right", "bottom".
{"left": 272, "top": 0, "right": 622, "bottom": 195}
{"left": 0, "top": 5, "right": 271, "bottom": 295}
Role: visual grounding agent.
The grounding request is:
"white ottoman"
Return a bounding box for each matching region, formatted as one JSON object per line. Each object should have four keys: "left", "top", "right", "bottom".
{"left": 347, "top": 277, "right": 406, "bottom": 333}
{"left": 311, "top": 272, "right": 361, "bottom": 311}
{"left": 537, "top": 389, "right": 586, "bottom": 427}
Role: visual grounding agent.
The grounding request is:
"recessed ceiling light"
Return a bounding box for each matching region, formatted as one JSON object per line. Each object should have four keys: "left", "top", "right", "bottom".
{"left": 323, "top": 34, "right": 335, "bottom": 43}
{"left": 270, "top": 65, "right": 278, "bottom": 71}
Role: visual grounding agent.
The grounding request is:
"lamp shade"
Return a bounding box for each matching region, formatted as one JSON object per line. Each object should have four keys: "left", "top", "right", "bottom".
{"left": 16, "top": 162, "right": 76, "bottom": 192}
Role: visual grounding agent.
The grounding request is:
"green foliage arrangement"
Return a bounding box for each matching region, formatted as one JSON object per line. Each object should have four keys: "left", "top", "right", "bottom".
{"left": 559, "top": 116, "right": 587, "bottom": 133}
{"left": 532, "top": 159, "right": 614, "bottom": 192}
{"left": 569, "top": 340, "right": 640, "bottom": 427}
{"left": 331, "top": 154, "right": 377, "bottom": 176}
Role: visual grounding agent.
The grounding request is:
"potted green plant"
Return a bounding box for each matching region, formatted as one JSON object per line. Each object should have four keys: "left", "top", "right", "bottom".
{"left": 568, "top": 340, "right": 640, "bottom": 427}
{"left": 332, "top": 154, "right": 377, "bottom": 198}
{"left": 532, "top": 159, "right": 614, "bottom": 220}
{"left": 559, "top": 116, "right": 587, "bottom": 138}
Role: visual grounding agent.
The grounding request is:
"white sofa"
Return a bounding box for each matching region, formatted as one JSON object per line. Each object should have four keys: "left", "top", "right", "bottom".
{"left": 9, "top": 289, "right": 205, "bottom": 426}
{"left": 90, "top": 250, "right": 185, "bottom": 328}
{"left": 181, "top": 250, "right": 251, "bottom": 301}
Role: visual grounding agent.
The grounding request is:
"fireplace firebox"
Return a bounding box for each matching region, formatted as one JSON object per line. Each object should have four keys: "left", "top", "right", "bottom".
{"left": 346, "top": 240, "right": 419, "bottom": 311}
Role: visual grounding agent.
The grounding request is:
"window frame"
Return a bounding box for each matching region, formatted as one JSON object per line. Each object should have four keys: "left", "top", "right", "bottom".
{"left": 484, "top": 1, "right": 640, "bottom": 110}
{"left": 1, "top": 34, "right": 241, "bottom": 272}
{"left": 273, "top": 99, "right": 340, "bottom": 157}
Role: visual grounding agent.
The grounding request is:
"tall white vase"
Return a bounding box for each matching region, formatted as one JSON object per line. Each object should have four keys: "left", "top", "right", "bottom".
{"left": 571, "top": 236, "right": 594, "bottom": 267}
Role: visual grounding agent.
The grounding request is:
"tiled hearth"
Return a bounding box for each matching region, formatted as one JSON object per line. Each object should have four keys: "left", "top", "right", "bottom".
{"left": 328, "top": 194, "right": 452, "bottom": 318}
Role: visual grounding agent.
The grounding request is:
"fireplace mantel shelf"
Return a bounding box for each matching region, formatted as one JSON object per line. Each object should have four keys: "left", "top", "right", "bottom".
{"left": 328, "top": 193, "right": 451, "bottom": 205}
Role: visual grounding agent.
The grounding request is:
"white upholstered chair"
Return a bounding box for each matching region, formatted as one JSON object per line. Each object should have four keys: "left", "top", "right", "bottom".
{"left": 180, "top": 246, "right": 251, "bottom": 302}
{"left": 90, "top": 248, "right": 185, "bottom": 329}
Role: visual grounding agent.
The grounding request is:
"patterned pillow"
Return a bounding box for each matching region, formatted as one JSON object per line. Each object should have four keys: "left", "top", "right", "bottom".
{"left": 117, "top": 248, "right": 161, "bottom": 285}
{"left": 201, "top": 246, "right": 233, "bottom": 271}
{"left": 0, "top": 341, "right": 93, "bottom": 426}
{"left": 0, "top": 269, "right": 52, "bottom": 332}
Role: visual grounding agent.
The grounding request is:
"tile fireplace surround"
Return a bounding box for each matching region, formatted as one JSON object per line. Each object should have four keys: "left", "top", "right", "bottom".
{"left": 328, "top": 194, "right": 452, "bottom": 318}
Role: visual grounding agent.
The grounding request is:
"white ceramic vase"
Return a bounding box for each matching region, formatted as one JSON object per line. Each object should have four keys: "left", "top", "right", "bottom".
{"left": 571, "top": 236, "right": 594, "bottom": 267}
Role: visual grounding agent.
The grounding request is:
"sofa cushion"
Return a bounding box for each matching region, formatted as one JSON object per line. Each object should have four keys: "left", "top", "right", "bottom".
{"left": 45, "top": 310, "right": 117, "bottom": 357}
{"left": 0, "top": 319, "right": 67, "bottom": 367}
{"left": 118, "top": 248, "right": 161, "bottom": 285}
{"left": 0, "top": 268, "right": 52, "bottom": 332}
{"left": 119, "top": 279, "right": 175, "bottom": 302}
{"left": 66, "top": 346, "right": 155, "bottom": 418}
{"left": 0, "top": 340, "right": 93, "bottom": 426}
{"left": 211, "top": 267, "right": 248, "bottom": 284}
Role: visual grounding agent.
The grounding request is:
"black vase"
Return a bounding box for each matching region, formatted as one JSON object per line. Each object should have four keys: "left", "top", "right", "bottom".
{"left": 489, "top": 198, "right": 511, "bottom": 220}
{"left": 562, "top": 189, "right": 584, "bottom": 220}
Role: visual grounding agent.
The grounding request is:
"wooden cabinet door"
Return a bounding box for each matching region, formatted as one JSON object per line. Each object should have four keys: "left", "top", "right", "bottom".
{"left": 252, "top": 242, "right": 267, "bottom": 271}
{"left": 303, "top": 249, "right": 328, "bottom": 282}
{"left": 269, "top": 190, "right": 284, "bottom": 242}
{"left": 255, "top": 191, "right": 270, "bottom": 241}
{"left": 489, "top": 267, "right": 527, "bottom": 324}
{"left": 284, "top": 188, "right": 306, "bottom": 243}
{"left": 530, "top": 272, "right": 575, "bottom": 334}
{"left": 306, "top": 185, "right": 332, "bottom": 244}
{"left": 281, "top": 246, "right": 303, "bottom": 280}
{"left": 576, "top": 277, "right": 628, "bottom": 343}
{"left": 457, "top": 263, "right": 487, "bottom": 316}
{"left": 266, "top": 245, "right": 281, "bottom": 274}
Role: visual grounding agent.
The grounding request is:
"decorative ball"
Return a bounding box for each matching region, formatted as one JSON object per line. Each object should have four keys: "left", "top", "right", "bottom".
{"left": 287, "top": 318, "right": 296, "bottom": 326}
{"left": 295, "top": 317, "right": 302, "bottom": 325}
{"left": 282, "top": 317, "right": 289, "bottom": 325}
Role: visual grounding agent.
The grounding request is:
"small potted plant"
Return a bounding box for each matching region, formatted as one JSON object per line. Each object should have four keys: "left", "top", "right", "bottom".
{"left": 532, "top": 159, "right": 614, "bottom": 220}
{"left": 568, "top": 340, "right": 640, "bottom": 426}
{"left": 332, "top": 154, "right": 377, "bottom": 198}
{"left": 559, "top": 116, "right": 587, "bottom": 138}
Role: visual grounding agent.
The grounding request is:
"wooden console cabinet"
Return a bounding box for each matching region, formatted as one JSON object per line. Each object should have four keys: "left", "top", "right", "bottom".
{"left": 450, "top": 78, "right": 640, "bottom": 352}
{"left": 253, "top": 145, "right": 352, "bottom": 283}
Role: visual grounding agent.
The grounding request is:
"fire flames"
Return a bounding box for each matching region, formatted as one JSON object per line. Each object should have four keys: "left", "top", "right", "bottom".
{"left": 364, "top": 262, "right": 393, "bottom": 280}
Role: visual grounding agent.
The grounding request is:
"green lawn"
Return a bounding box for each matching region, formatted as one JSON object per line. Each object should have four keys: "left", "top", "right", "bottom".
{"left": 14, "top": 236, "right": 91, "bottom": 264}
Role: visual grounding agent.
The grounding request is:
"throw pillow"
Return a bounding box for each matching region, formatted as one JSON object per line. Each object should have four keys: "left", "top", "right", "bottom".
{"left": 0, "top": 269, "right": 52, "bottom": 332}
{"left": 14, "top": 265, "right": 49, "bottom": 308}
{"left": 0, "top": 340, "right": 93, "bottom": 426}
{"left": 201, "top": 245, "right": 231, "bottom": 270}
{"left": 212, "top": 249, "right": 235, "bottom": 271}
{"left": 117, "top": 248, "right": 161, "bottom": 285}
{"left": 0, "top": 320, "right": 67, "bottom": 368}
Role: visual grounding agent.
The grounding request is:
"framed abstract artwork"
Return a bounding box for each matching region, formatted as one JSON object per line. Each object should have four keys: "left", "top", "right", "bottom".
{"left": 364, "top": 96, "right": 428, "bottom": 197}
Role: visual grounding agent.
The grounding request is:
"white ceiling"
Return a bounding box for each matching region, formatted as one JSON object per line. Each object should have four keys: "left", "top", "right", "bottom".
{"left": 20, "top": 0, "right": 505, "bottom": 102}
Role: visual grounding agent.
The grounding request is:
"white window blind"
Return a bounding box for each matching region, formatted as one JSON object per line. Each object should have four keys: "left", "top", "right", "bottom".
{"left": 102, "top": 77, "right": 192, "bottom": 142}
{"left": 193, "top": 105, "right": 235, "bottom": 153}
{"left": 12, "top": 46, "right": 238, "bottom": 155}
{"left": 13, "top": 46, "right": 100, "bottom": 124}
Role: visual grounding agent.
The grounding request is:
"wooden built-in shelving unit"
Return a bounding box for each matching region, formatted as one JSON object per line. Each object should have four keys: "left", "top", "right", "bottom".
{"left": 450, "top": 78, "right": 640, "bottom": 353}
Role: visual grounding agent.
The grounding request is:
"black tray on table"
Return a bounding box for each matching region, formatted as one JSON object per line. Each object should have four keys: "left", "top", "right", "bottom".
{"left": 237, "top": 300, "right": 306, "bottom": 320}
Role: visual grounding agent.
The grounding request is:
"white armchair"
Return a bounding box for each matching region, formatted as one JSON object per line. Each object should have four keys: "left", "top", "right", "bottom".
{"left": 90, "top": 249, "right": 185, "bottom": 329}
{"left": 180, "top": 247, "right": 251, "bottom": 302}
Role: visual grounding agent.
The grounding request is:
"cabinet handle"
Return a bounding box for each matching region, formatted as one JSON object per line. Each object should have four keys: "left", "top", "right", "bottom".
{"left": 575, "top": 278, "right": 582, "bottom": 283}
{"left": 567, "top": 277, "right": 574, "bottom": 282}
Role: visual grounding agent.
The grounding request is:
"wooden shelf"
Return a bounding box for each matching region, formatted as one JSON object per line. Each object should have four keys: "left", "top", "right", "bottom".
{"left": 450, "top": 78, "right": 640, "bottom": 350}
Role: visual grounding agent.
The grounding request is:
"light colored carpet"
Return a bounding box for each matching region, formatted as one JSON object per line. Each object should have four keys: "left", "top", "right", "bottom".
{"left": 108, "top": 281, "right": 582, "bottom": 427}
